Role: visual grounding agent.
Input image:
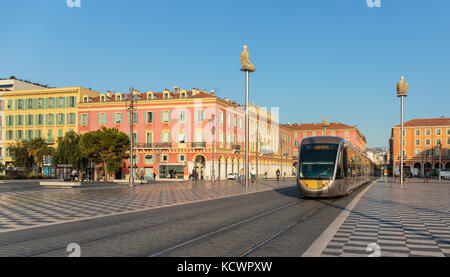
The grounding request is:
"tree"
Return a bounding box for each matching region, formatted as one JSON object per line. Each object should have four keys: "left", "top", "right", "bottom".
{"left": 7, "top": 138, "right": 54, "bottom": 174}
{"left": 54, "top": 131, "right": 88, "bottom": 171}
{"left": 79, "top": 127, "right": 130, "bottom": 181}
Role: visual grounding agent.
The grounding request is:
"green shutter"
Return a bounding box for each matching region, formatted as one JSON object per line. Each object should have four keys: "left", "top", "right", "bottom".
{"left": 144, "top": 112, "right": 148, "bottom": 123}
{"left": 45, "top": 114, "right": 48, "bottom": 125}
{"left": 98, "top": 113, "right": 101, "bottom": 125}
{"left": 15, "top": 100, "right": 17, "bottom": 110}
{"left": 160, "top": 112, "right": 163, "bottom": 123}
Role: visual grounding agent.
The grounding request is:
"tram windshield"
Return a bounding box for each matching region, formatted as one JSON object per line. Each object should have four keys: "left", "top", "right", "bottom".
{"left": 298, "top": 143, "right": 339, "bottom": 179}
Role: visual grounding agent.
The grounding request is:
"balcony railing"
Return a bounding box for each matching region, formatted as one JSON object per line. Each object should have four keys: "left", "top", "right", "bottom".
{"left": 136, "top": 143, "right": 172, "bottom": 149}
{"left": 232, "top": 145, "right": 241, "bottom": 151}
{"left": 191, "top": 142, "right": 206, "bottom": 148}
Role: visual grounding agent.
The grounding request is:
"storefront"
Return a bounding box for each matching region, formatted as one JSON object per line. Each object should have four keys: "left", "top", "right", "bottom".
{"left": 159, "top": 164, "right": 185, "bottom": 180}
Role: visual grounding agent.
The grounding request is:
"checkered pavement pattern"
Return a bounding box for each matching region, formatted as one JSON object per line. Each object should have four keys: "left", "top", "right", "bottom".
{"left": 322, "top": 179, "right": 450, "bottom": 257}
{"left": 0, "top": 179, "right": 293, "bottom": 232}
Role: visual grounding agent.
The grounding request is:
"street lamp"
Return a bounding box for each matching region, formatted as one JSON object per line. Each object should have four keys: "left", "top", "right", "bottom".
{"left": 209, "top": 114, "right": 216, "bottom": 181}
{"left": 127, "top": 86, "right": 138, "bottom": 187}
{"left": 240, "top": 45, "right": 256, "bottom": 188}
{"left": 396, "top": 76, "right": 408, "bottom": 187}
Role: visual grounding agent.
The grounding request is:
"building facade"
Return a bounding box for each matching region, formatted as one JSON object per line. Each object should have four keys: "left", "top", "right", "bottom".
{"left": 0, "top": 79, "right": 48, "bottom": 164}
{"left": 389, "top": 117, "right": 450, "bottom": 176}
{"left": 2, "top": 87, "right": 100, "bottom": 165}
{"left": 78, "top": 88, "right": 295, "bottom": 180}
{"left": 283, "top": 121, "right": 368, "bottom": 152}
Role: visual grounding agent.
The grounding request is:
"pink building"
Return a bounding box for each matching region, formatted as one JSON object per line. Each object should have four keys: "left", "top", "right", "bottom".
{"left": 78, "top": 88, "right": 293, "bottom": 180}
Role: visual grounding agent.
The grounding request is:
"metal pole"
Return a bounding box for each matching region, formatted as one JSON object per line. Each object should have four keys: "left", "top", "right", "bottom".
{"left": 400, "top": 96, "right": 404, "bottom": 187}
{"left": 280, "top": 140, "right": 283, "bottom": 180}
{"left": 245, "top": 71, "right": 249, "bottom": 188}
{"left": 256, "top": 122, "right": 259, "bottom": 180}
{"left": 211, "top": 114, "right": 215, "bottom": 182}
{"left": 129, "top": 88, "right": 135, "bottom": 187}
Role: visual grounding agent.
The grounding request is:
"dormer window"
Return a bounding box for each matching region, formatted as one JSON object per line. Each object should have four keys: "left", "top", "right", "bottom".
{"left": 100, "top": 96, "right": 105, "bottom": 102}
{"left": 116, "top": 95, "right": 121, "bottom": 101}
{"left": 147, "top": 93, "right": 153, "bottom": 100}
{"left": 83, "top": 97, "right": 88, "bottom": 103}
{"left": 180, "top": 92, "right": 186, "bottom": 99}
{"left": 163, "top": 93, "right": 170, "bottom": 99}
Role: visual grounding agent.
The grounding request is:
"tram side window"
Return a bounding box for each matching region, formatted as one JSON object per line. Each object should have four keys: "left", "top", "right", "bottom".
{"left": 335, "top": 151, "right": 344, "bottom": 179}
{"left": 343, "top": 148, "right": 348, "bottom": 178}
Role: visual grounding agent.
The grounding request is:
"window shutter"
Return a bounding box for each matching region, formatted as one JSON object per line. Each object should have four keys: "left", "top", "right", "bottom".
{"left": 160, "top": 112, "right": 163, "bottom": 123}
{"left": 98, "top": 113, "right": 101, "bottom": 125}
{"left": 144, "top": 112, "right": 148, "bottom": 123}
{"left": 15, "top": 100, "right": 17, "bottom": 110}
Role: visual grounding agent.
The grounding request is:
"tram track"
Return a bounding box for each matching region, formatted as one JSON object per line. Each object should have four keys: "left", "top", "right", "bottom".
{"left": 8, "top": 188, "right": 301, "bottom": 256}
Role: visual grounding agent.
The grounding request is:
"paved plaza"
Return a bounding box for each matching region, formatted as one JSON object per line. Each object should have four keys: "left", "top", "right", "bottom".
{"left": 322, "top": 178, "right": 450, "bottom": 257}
{"left": 0, "top": 179, "right": 293, "bottom": 232}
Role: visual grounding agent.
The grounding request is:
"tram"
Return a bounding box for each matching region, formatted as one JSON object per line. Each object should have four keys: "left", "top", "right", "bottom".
{"left": 296, "top": 136, "right": 373, "bottom": 198}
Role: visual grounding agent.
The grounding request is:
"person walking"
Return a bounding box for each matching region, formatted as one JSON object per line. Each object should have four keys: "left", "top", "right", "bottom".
{"left": 239, "top": 168, "right": 244, "bottom": 184}
{"left": 276, "top": 169, "right": 280, "bottom": 182}
{"left": 250, "top": 168, "right": 256, "bottom": 184}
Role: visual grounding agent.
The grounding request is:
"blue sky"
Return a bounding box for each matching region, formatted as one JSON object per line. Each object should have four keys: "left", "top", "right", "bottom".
{"left": 1, "top": 0, "right": 449, "bottom": 147}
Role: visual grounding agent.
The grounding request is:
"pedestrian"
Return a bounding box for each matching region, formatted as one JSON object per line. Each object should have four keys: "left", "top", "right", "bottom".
{"left": 265, "top": 171, "right": 267, "bottom": 180}
{"left": 122, "top": 172, "right": 126, "bottom": 180}
{"left": 173, "top": 169, "right": 177, "bottom": 179}
{"left": 276, "top": 169, "right": 280, "bottom": 182}
{"left": 71, "top": 169, "right": 77, "bottom": 182}
{"left": 139, "top": 170, "right": 144, "bottom": 185}
{"left": 239, "top": 168, "right": 244, "bottom": 184}
{"left": 250, "top": 168, "right": 256, "bottom": 184}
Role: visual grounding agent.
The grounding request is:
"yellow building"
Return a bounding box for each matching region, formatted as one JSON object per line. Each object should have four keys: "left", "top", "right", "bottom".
{"left": 3, "top": 87, "right": 100, "bottom": 164}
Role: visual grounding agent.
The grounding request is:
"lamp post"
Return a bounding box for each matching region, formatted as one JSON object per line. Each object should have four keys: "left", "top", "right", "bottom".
{"left": 127, "top": 87, "right": 137, "bottom": 187}
{"left": 240, "top": 45, "right": 256, "bottom": 188}
{"left": 438, "top": 141, "right": 442, "bottom": 174}
{"left": 396, "top": 76, "right": 408, "bottom": 187}
{"left": 209, "top": 114, "right": 216, "bottom": 181}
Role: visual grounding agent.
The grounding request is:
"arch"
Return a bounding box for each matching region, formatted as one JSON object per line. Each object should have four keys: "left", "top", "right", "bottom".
{"left": 194, "top": 155, "right": 206, "bottom": 180}
{"left": 445, "top": 162, "right": 450, "bottom": 170}
{"left": 434, "top": 162, "right": 442, "bottom": 169}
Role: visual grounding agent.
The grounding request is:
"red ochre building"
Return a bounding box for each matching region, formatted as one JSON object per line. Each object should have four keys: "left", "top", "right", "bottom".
{"left": 78, "top": 87, "right": 298, "bottom": 180}
{"left": 282, "top": 120, "right": 368, "bottom": 154}
{"left": 389, "top": 117, "right": 450, "bottom": 176}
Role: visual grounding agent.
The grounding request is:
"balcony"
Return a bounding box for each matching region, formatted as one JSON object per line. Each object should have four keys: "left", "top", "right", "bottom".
{"left": 136, "top": 143, "right": 172, "bottom": 149}
{"left": 191, "top": 142, "right": 206, "bottom": 148}
{"left": 232, "top": 145, "right": 241, "bottom": 151}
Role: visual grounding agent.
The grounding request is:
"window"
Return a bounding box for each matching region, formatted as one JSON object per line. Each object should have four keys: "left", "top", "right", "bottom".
{"left": 36, "top": 130, "right": 42, "bottom": 139}
{"left": 57, "top": 113, "right": 65, "bottom": 125}
{"left": 69, "top": 96, "right": 76, "bottom": 107}
{"left": 415, "top": 139, "right": 421, "bottom": 146}
{"left": 7, "top": 130, "right": 13, "bottom": 140}
{"left": 160, "top": 154, "right": 169, "bottom": 162}
{"left": 425, "top": 129, "right": 431, "bottom": 136}
{"left": 178, "top": 154, "right": 186, "bottom": 162}
{"left": 146, "top": 132, "right": 153, "bottom": 143}
{"left": 27, "top": 115, "right": 33, "bottom": 126}
{"left": 81, "top": 114, "right": 89, "bottom": 125}
{"left": 17, "top": 130, "right": 23, "bottom": 140}
{"left": 160, "top": 132, "right": 170, "bottom": 143}
{"left": 415, "top": 129, "right": 421, "bottom": 136}
{"left": 47, "top": 130, "right": 53, "bottom": 142}
{"left": 177, "top": 111, "right": 185, "bottom": 123}
{"left": 27, "top": 99, "right": 33, "bottom": 109}
{"left": 49, "top": 98, "right": 55, "bottom": 108}
{"left": 69, "top": 113, "right": 76, "bottom": 125}
{"left": 195, "top": 110, "right": 205, "bottom": 122}
{"left": 345, "top": 131, "right": 349, "bottom": 138}
{"left": 425, "top": 138, "right": 431, "bottom": 145}
{"left": 17, "top": 99, "right": 23, "bottom": 110}
{"left": 161, "top": 111, "right": 170, "bottom": 123}
{"left": 128, "top": 112, "right": 138, "bottom": 124}
{"left": 447, "top": 129, "right": 450, "bottom": 135}
{"left": 436, "top": 139, "right": 442, "bottom": 145}
{"left": 38, "top": 98, "right": 43, "bottom": 109}
{"left": 37, "top": 114, "right": 43, "bottom": 125}
{"left": 143, "top": 112, "right": 152, "bottom": 124}
{"left": 448, "top": 137, "right": 450, "bottom": 145}
{"left": 144, "top": 155, "right": 154, "bottom": 164}
{"left": 116, "top": 95, "right": 121, "bottom": 101}
{"left": 219, "top": 111, "right": 224, "bottom": 124}
{"left": 47, "top": 114, "right": 54, "bottom": 125}
{"left": 114, "top": 113, "right": 122, "bottom": 124}
{"left": 59, "top": 97, "right": 64, "bottom": 107}
{"left": 98, "top": 113, "right": 107, "bottom": 125}
{"left": 26, "top": 130, "right": 33, "bottom": 140}
{"left": 83, "top": 97, "right": 88, "bottom": 103}
{"left": 17, "top": 115, "right": 23, "bottom": 126}
{"left": 414, "top": 149, "right": 421, "bottom": 157}
{"left": 100, "top": 96, "right": 105, "bottom": 102}
{"left": 58, "top": 129, "right": 63, "bottom": 138}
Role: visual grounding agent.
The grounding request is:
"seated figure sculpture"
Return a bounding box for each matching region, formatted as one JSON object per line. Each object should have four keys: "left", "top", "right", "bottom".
{"left": 240, "top": 45, "right": 256, "bottom": 72}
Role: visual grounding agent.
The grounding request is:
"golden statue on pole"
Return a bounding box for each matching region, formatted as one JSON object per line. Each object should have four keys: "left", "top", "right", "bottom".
{"left": 397, "top": 75, "right": 408, "bottom": 97}
{"left": 240, "top": 45, "right": 256, "bottom": 72}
